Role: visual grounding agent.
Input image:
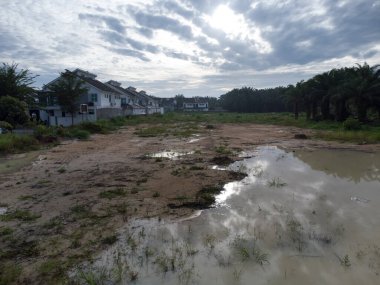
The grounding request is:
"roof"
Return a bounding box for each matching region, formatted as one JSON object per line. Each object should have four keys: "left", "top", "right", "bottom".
{"left": 104, "top": 82, "right": 131, "bottom": 96}
{"left": 78, "top": 76, "right": 121, "bottom": 94}
{"left": 183, "top": 98, "right": 208, "bottom": 104}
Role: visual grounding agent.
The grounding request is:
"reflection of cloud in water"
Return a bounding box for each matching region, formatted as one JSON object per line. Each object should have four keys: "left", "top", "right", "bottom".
{"left": 85, "top": 146, "right": 380, "bottom": 285}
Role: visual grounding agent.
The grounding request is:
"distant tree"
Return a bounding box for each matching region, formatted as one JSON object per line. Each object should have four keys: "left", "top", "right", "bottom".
{"left": 285, "top": 83, "right": 306, "bottom": 120}
{"left": 174, "top": 94, "right": 185, "bottom": 110}
{"left": 345, "top": 63, "right": 380, "bottom": 122}
{"left": 48, "top": 71, "right": 88, "bottom": 126}
{"left": 0, "top": 63, "right": 37, "bottom": 103}
{"left": 0, "top": 96, "right": 29, "bottom": 127}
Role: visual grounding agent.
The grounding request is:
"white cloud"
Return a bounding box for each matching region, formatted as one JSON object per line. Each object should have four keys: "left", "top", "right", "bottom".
{"left": 0, "top": 0, "right": 379, "bottom": 97}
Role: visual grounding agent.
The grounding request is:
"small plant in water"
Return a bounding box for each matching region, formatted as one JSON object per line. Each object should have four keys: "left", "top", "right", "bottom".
{"left": 267, "top": 177, "right": 287, "bottom": 188}
{"left": 341, "top": 254, "right": 351, "bottom": 267}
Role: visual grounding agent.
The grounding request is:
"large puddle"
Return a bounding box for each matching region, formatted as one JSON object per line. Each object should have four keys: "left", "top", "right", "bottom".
{"left": 74, "top": 146, "right": 380, "bottom": 284}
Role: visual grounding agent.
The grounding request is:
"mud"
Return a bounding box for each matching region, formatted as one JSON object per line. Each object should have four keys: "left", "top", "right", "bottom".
{"left": 1, "top": 123, "right": 379, "bottom": 284}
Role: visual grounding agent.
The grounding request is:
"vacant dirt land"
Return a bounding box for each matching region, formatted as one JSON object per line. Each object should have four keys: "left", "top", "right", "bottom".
{"left": 1, "top": 123, "right": 379, "bottom": 284}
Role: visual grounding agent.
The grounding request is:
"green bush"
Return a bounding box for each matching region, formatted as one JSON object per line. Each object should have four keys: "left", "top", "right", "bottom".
{"left": 343, "top": 117, "right": 361, "bottom": 130}
{"left": 0, "top": 96, "right": 29, "bottom": 127}
{"left": 67, "top": 129, "right": 90, "bottom": 140}
{"left": 0, "top": 134, "right": 39, "bottom": 153}
{"left": 78, "top": 122, "right": 106, "bottom": 134}
{"left": 0, "top": 121, "right": 13, "bottom": 131}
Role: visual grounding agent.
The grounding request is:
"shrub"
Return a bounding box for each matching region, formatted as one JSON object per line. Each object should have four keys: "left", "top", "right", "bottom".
{"left": 67, "top": 129, "right": 90, "bottom": 140}
{"left": 0, "top": 96, "right": 28, "bottom": 127}
{"left": 0, "top": 134, "right": 39, "bottom": 153}
{"left": 78, "top": 122, "right": 106, "bottom": 134}
{"left": 343, "top": 117, "right": 361, "bottom": 130}
{"left": 0, "top": 121, "right": 13, "bottom": 131}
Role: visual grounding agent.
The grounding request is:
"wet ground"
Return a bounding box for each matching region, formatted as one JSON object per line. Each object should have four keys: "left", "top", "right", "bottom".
{"left": 75, "top": 146, "right": 380, "bottom": 285}
{"left": 1, "top": 123, "right": 380, "bottom": 284}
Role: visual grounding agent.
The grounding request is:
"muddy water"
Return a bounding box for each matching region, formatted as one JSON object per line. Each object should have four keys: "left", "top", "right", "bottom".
{"left": 77, "top": 146, "right": 380, "bottom": 285}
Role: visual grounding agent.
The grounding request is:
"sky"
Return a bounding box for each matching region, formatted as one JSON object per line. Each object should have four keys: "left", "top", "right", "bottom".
{"left": 1, "top": 0, "right": 380, "bottom": 98}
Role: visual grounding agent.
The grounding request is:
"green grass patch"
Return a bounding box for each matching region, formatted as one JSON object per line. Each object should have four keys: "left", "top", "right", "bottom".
{"left": 0, "top": 262, "right": 22, "bottom": 285}
{"left": 99, "top": 188, "right": 127, "bottom": 199}
{"left": 0, "top": 134, "right": 39, "bottom": 154}
{"left": 38, "top": 259, "right": 66, "bottom": 279}
{"left": 0, "top": 227, "right": 13, "bottom": 237}
{"left": 0, "top": 209, "right": 40, "bottom": 222}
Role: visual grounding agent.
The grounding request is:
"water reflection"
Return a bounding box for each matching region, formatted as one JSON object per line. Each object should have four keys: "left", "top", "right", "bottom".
{"left": 293, "top": 149, "right": 380, "bottom": 182}
{"left": 150, "top": 150, "right": 194, "bottom": 160}
{"left": 75, "top": 146, "right": 380, "bottom": 285}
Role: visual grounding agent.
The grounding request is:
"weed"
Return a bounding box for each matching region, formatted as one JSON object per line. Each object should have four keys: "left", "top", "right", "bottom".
{"left": 0, "top": 209, "right": 40, "bottom": 222}
{"left": 128, "top": 270, "right": 139, "bottom": 281}
{"left": 341, "top": 254, "right": 351, "bottom": 267}
{"left": 57, "top": 167, "right": 66, "bottom": 173}
{"left": 287, "top": 218, "right": 304, "bottom": 251}
{"left": 101, "top": 235, "right": 118, "bottom": 245}
{"left": 233, "top": 267, "right": 243, "bottom": 281}
{"left": 0, "top": 227, "right": 13, "bottom": 236}
{"left": 203, "top": 234, "right": 217, "bottom": 249}
{"left": 196, "top": 185, "right": 223, "bottom": 207}
{"left": 115, "top": 203, "right": 128, "bottom": 215}
{"left": 42, "top": 216, "right": 64, "bottom": 232}
{"left": 0, "top": 262, "right": 22, "bottom": 285}
{"left": 131, "top": 188, "right": 139, "bottom": 194}
{"left": 215, "top": 145, "right": 232, "bottom": 155}
{"left": 17, "top": 195, "right": 35, "bottom": 201}
{"left": 38, "top": 259, "right": 66, "bottom": 278}
{"left": 267, "top": 177, "right": 287, "bottom": 188}
{"left": 189, "top": 165, "right": 204, "bottom": 170}
{"left": 0, "top": 134, "right": 39, "bottom": 154}
{"left": 99, "top": 188, "right": 126, "bottom": 199}
{"left": 78, "top": 267, "right": 109, "bottom": 285}
{"left": 70, "top": 204, "right": 92, "bottom": 219}
{"left": 238, "top": 246, "right": 250, "bottom": 261}
{"left": 153, "top": 191, "right": 160, "bottom": 198}
{"left": 253, "top": 248, "right": 269, "bottom": 265}
{"left": 154, "top": 254, "right": 169, "bottom": 273}
{"left": 136, "top": 178, "right": 148, "bottom": 185}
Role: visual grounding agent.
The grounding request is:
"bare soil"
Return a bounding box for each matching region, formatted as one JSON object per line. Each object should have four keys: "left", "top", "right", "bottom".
{"left": 1, "top": 123, "right": 379, "bottom": 284}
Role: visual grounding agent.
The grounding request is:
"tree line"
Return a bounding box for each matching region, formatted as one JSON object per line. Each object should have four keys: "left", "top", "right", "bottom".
{"left": 220, "top": 63, "right": 380, "bottom": 122}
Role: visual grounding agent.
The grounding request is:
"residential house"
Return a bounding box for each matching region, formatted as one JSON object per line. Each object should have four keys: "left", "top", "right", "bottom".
{"left": 124, "top": 87, "right": 162, "bottom": 115}
{"left": 104, "top": 81, "right": 145, "bottom": 115}
{"left": 40, "top": 68, "right": 163, "bottom": 126}
{"left": 183, "top": 98, "right": 209, "bottom": 112}
{"left": 42, "top": 69, "right": 124, "bottom": 126}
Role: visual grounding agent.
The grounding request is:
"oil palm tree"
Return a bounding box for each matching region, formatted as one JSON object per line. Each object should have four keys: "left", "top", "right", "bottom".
{"left": 345, "top": 63, "right": 380, "bottom": 122}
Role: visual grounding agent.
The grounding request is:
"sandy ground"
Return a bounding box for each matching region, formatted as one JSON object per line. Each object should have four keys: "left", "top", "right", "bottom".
{"left": 1, "top": 123, "right": 379, "bottom": 284}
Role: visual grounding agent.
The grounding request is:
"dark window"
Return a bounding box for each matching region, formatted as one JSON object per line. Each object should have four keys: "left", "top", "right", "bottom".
{"left": 62, "top": 112, "right": 66, "bottom": 117}
{"left": 91, "top": 93, "right": 98, "bottom": 102}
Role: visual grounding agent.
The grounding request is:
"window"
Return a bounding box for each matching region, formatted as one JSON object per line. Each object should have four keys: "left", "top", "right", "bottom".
{"left": 62, "top": 112, "right": 66, "bottom": 117}
{"left": 91, "top": 93, "right": 98, "bottom": 102}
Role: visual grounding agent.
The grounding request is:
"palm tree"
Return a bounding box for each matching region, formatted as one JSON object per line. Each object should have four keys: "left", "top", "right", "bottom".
{"left": 285, "top": 82, "right": 305, "bottom": 120}
{"left": 48, "top": 70, "right": 88, "bottom": 126}
{"left": 345, "top": 63, "right": 380, "bottom": 122}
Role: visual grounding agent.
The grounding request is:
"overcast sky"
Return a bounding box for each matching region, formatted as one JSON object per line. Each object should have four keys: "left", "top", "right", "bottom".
{"left": 1, "top": 0, "right": 379, "bottom": 97}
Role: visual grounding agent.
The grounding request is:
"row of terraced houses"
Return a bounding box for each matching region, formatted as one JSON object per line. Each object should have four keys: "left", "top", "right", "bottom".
{"left": 37, "top": 69, "right": 163, "bottom": 126}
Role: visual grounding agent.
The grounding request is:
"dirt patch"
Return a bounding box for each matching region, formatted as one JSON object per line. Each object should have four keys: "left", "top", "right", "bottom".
{"left": 0, "top": 123, "right": 379, "bottom": 284}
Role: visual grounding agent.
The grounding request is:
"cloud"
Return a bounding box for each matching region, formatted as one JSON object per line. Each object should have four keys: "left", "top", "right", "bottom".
{"left": 0, "top": 0, "right": 379, "bottom": 98}
{"left": 79, "top": 13, "right": 126, "bottom": 34}
{"left": 129, "top": 10, "right": 194, "bottom": 40}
